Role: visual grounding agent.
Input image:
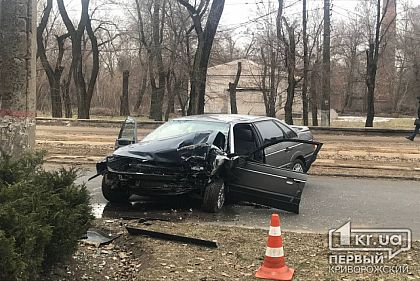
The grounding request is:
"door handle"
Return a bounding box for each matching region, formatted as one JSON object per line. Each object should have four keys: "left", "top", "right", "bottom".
{"left": 285, "top": 147, "right": 291, "bottom": 152}
{"left": 286, "top": 180, "right": 294, "bottom": 185}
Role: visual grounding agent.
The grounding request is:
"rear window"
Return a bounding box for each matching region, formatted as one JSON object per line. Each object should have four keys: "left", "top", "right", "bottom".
{"left": 254, "top": 120, "right": 284, "bottom": 144}
{"left": 274, "top": 121, "right": 297, "bottom": 138}
{"left": 142, "top": 120, "right": 230, "bottom": 142}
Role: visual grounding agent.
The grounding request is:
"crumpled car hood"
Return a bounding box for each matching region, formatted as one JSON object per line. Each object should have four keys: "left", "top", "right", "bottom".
{"left": 113, "top": 131, "right": 224, "bottom": 165}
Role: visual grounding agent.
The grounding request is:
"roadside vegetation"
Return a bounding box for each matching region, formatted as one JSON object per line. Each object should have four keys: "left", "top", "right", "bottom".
{"left": 0, "top": 152, "right": 93, "bottom": 281}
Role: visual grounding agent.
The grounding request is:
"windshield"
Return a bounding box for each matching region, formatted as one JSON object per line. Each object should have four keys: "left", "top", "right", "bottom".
{"left": 142, "top": 120, "right": 230, "bottom": 142}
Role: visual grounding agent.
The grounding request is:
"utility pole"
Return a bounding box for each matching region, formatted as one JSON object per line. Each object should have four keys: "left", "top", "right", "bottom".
{"left": 302, "top": 0, "right": 309, "bottom": 126}
{"left": 0, "top": 0, "right": 37, "bottom": 158}
{"left": 321, "top": 0, "right": 331, "bottom": 126}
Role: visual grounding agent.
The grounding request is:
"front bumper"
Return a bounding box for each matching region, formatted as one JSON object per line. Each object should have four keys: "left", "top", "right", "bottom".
{"left": 98, "top": 156, "right": 209, "bottom": 196}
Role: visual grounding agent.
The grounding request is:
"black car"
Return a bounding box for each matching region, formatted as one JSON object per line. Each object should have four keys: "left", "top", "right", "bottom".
{"left": 95, "top": 115, "right": 322, "bottom": 213}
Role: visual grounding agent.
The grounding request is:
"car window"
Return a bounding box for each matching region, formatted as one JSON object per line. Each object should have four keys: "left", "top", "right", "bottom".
{"left": 274, "top": 121, "right": 297, "bottom": 138}
{"left": 142, "top": 120, "right": 230, "bottom": 142}
{"left": 254, "top": 120, "right": 284, "bottom": 144}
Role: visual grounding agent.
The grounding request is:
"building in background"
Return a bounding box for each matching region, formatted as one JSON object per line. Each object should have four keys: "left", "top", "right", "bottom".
{"left": 204, "top": 59, "right": 302, "bottom": 118}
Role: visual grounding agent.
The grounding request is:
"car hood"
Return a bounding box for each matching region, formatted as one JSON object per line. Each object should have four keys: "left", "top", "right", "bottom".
{"left": 113, "top": 131, "right": 223, "bottom": 164}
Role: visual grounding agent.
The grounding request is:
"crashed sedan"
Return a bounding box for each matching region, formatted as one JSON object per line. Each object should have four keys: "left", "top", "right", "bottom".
{"left": 95, "top": 115, "right": 322, "bottom": 214}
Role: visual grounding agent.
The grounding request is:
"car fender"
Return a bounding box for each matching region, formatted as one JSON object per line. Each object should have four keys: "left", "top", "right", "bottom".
{"left": 289, "top": 151, "right": 306, "bottom": 168}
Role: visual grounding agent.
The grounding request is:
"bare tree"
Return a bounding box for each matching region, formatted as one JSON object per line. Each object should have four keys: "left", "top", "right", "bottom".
{"left": 135, "top": 0, "right": 167, "bottom": 121}
{"left": 365, "top": 0, "right": 395, "bottom": 127}
{"left": 37, "top": 0, "right": 69, "bottom": 117}
{"left": 57, "top": 0, "right": 100, "bottom": 119}
{"left": 279, "top": 17, "right": 299, "bottom": 125}
{"left": 178, "top": 0, "right": 225, "bottom": 115}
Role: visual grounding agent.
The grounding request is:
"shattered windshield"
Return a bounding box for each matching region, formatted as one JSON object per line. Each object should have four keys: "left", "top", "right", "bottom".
{"left": 142, "top": 120, "right": 230, "bottom": 142}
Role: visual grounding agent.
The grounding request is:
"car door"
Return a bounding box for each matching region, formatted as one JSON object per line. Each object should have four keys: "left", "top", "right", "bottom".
{"left": 253, "top": 120, "right": 289, "bottom": 168}
{"left": 225, "top": 156, "right": 307, "bottom": 214}
{"left": 115, "top": 117, "right": 138, "bottom": 149}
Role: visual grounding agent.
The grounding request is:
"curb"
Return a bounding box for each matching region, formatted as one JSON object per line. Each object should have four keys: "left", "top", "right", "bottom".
{"left": 35, "top": 117, "right": 414, "bottom": 135}
{"left": 36, "top": 117, "right": 164, "bottom": 128}
{"left": 310, "top": 172, "right": 420, "bottom": 181}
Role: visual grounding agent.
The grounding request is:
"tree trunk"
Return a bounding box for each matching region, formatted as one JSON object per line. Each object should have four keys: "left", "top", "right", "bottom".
{"left": 310, "top": 62, "right": 319, "bottom": 126}
{"left": 283, "top": 20, "right": 297, "bottom": 125}
{"left": 284, "top": 77, "right": 296, "bottom": 124}
{"left": 342, "top": 48, "right": 357, "bottom": 113}
{"left": 165, "top": 71, "right": 175, "bottom": 121}
{"left": 228, "top": 62, "right": 242, "bottom": 114}
{"left": 148, "top": 0, "right": 166, "bottom": 121}
{"left": 50, "top": 77, "right": 63, "bottom": 117}
{"left": 268, "top": 51, "right": 277, "bottom": 118}
{"left": 260, "top": 49, "right": 270, "bottom": 116}
{"left": 120, "top": 70, "right": 130, "bottom": 116}
{"left": 365, "top": 44, "right": 376, "bottom": 127}
{"left": 134, "top": 69, "right": 148, "bottom": 114}
{"left": 62, "top": 76, "right": 72, "bottom": 118}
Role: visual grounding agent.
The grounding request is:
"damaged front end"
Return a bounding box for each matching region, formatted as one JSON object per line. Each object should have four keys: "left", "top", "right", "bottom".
{"left": 94, "top": 131, "right": 228, "bottom": 196}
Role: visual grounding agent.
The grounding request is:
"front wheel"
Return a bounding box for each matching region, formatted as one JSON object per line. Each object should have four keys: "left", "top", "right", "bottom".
{"left": 101, "top": 174, "right": 130, "bottom": 203}
{"left": 202, "top": 179, "right": 225, "bottom": 213}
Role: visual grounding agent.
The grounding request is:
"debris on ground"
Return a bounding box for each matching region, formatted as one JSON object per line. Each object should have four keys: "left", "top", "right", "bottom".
{"left": 82, "top": 229, "right": 120, "bottom": 247}
{"left": 45, "top": 219, "right": 420, "bottom": 281}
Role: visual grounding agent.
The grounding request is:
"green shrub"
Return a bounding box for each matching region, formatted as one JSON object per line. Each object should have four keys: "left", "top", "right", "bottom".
{"left": 0, "top": 152, "right": 93, "bottom": 281}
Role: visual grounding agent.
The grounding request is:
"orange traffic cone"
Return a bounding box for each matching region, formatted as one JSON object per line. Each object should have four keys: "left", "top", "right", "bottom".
{"left": 255, "top": 214, "right": 294, "bottom": 281}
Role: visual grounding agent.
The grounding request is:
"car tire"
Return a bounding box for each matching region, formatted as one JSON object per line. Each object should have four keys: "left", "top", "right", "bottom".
{"left": 202, "top": 179, "right": 225, "bottom": 213}
{"left": 101, "top": 174, "right": 130, "bottom": 203}
{"left": 291, "top": 159, "right": 306, "bottom": 173}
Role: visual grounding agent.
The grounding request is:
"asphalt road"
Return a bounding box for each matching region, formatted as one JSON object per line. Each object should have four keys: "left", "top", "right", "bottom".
{"left": 79, "top": 167, "right": 420, "bottom": 239}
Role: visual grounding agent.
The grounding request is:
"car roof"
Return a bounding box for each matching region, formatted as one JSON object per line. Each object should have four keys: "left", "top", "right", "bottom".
{"left": 172, "top": 114, "right": 272, "bottom": 124}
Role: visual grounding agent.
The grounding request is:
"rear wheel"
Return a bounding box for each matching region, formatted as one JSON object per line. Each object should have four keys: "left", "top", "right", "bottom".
{"left": 202, "top": 179, "right": 225, "bottom": 213}
{"left": 101, "top": 174, "right": 130, "bottom": 203}
{"left": 291, "top": 159, "right": 306, "bottom": 173}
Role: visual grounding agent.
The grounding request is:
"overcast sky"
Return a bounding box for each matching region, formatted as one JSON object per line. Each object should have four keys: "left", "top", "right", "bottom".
{"left": 60, "top": 0, "right": 416, "bottom": 40}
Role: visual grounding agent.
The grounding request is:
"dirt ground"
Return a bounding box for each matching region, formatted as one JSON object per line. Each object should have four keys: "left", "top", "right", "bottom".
{"left": 45, "top": 219, "right": 419, "bottom": 281}
{"left": 36, "top": 125, "right": 420, "bottom": 179}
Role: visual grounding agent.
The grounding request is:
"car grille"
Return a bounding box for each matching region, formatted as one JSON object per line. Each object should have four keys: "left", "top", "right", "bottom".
{"left": 107, "top": 156, "right": 185, "bottom": 175}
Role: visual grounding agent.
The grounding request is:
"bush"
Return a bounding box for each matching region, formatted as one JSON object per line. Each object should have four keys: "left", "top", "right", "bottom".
{"left": 0, "top": 152, "right": 93, "bottom": 281}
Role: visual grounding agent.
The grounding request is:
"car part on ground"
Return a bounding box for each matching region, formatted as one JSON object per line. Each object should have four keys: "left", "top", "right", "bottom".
{"left": 126, "top": 226, "right": 218, "bottom": 248}
{"left": 83, "top": 229, "right": 120, "bottom": 247}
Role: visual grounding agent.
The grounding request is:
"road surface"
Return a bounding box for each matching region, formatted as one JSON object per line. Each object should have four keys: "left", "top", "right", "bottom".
{"left": 78, "top": 168, "right": 420, "bottom": 239}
